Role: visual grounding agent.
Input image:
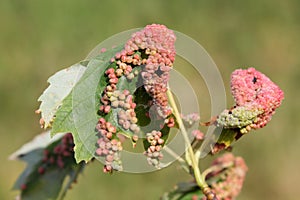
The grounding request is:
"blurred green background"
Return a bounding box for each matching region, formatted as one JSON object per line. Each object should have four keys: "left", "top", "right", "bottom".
{"left": 1, "top": 0, "right": 299, "bottom": 199}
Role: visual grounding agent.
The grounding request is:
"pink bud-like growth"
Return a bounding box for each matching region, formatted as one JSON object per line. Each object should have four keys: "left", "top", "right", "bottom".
{"left": 202, "top": 153, "right": 248, "bottom": 200}
{"left": 120, "top": 24, "right": 176, "bottom": 118}
{"left": 230, "top": 67, "right": 284, "bottom": 129}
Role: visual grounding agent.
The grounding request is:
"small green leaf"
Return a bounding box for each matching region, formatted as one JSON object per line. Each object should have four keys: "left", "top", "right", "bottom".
{"left": 38, "top": 62, "right": 87, "bottom": 128}
{"left": 216, "top": 128, "right": 238, "bottom": 148}
{"left": 199, "top": 126, "right": 239, "bottom": 156}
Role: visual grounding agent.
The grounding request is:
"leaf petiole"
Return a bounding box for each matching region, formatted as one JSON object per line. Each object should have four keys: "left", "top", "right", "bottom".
{"left": 166, "top": 87, "right": 208, "bottom": 190}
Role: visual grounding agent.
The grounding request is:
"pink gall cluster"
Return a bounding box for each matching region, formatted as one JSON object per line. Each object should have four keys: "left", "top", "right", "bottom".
{"left": 121, "top": 24, "right": 176, "bottom": 118}
{"left": 203, "top": 153, "right": 248, "bottom": 200}
{"left": 109, "top": 90, "right": 140, "bottom": 134}
{"left": 98, "top": 67, "right": 140, "bottom": 139}
{"left": 144, "top": 130, "right": 165, "bottom": 168}
{"left": 165, "top": 116, "right": 175, "bottom": 127}
{"left": 230, "top": 67, "right": 284, "bottom": 130}
{"left": 182, "top": 113, "right": 200, "bottom": 128}
{"left": 97, "top": 24, "right": 176, "bottom": 170}
{"left": 192, "top": 130, "right": 205, "bottom": 140}
{"left": 99, "top": 68, "right": 118, "bottom": 114}
{"left": 99, "top": 65, "right": 139, "bottom": 114}
{"left": 39, "top": 133, "right": 74, "bottom": 174}
{"left": 210, "top": 143, "right": 227, "bottom": 155}
{"left": 96, "top": 118, "right": 123, "bottom": 173}
{"left": 181, "top": 113, "right": 204, "bottom": 140}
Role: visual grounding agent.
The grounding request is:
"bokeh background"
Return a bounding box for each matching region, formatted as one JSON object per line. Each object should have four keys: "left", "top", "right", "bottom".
{"left": 1, "top": 0, "right": 299, "bottom": 199}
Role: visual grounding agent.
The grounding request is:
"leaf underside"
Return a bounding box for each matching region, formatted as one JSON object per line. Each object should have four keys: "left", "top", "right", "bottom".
{"left": 38, "top": 62, "right": 87, "bottom": 128}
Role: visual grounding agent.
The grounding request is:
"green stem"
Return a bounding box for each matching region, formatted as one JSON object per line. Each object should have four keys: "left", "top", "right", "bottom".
{"left": 164, "top": 146, "right": 190, "bottom": 173}
{"left": 167, "top": 88, "right": 208, "bottom": 190}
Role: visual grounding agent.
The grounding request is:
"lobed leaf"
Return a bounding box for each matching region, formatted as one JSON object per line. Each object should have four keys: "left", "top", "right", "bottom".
{"left": 38, "top": 62, "right": 87, "bottom": 128}
{"left": 51, "top": 46, "right": 123, "bottom": 163}
{"left": 11, "top": 133, "right": 85, "bottom": 200}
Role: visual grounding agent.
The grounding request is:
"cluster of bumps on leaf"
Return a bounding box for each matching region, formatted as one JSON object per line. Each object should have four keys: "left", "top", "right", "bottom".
{"left": 20, "top": 133, "right": 75, "bottom": 191}
{"left": 201, "top": 153, "right": 248, "bottom": 200}
{"left": 39, "top": 133, "right": 75, "bottom": 174}
{"left": 95, "top": 24, "right": 177, "bottom": 172}
{"left": 216, "top": 67, "right": 284, "bottom": 134}
{"left": 162, "top": 152, "right": 248, "bottom": 200}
